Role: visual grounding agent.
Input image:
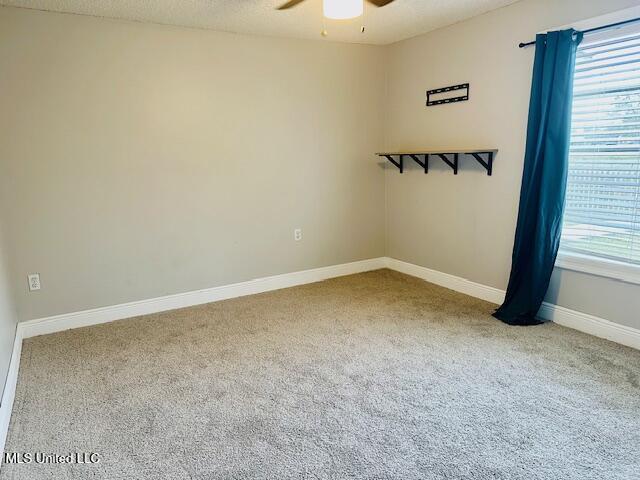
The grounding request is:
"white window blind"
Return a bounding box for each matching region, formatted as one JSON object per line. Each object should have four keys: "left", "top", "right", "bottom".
{"left": 560, "top": 21, "right": 640, "bottom": 265}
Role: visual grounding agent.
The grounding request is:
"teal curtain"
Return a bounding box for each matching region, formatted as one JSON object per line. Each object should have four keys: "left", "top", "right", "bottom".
{"left": 494, "top": 29, "right": 583, "bottom": 326}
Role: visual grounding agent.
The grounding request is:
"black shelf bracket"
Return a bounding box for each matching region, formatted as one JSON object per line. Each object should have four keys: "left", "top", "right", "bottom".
{"left": 436, "top": 153, "right": 458, "bottom": 175}
{"left": 378, "top": 150, "right": 496, "bottom": 176}
{"left": 384, "top": 154, "right": 403, "bottom": 173}
{"left": 470, "top": 152, "right": 494, "bottom": 176}
{"left": 409, "top": 154, "right": 428, "bottom": 173}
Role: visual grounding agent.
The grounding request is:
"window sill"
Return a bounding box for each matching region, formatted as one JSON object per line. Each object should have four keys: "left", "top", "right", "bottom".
{"left": 556, "top": 252, "right": 640, "bottom": 286}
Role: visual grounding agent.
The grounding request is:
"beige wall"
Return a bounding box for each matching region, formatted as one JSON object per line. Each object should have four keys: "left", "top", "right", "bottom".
{"left": 0, "top": 221, "right": 18, "bottom": 401}
{"left": 0, "top": 7, "right": 386, "bottom": 320}
{"left": 384, "top": 0, "right": 640, "bottom": 330}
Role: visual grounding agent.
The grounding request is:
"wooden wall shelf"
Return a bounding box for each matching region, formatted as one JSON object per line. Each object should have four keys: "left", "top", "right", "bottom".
{"left": 376, "top": 149, "right": 498, "bottom": 176}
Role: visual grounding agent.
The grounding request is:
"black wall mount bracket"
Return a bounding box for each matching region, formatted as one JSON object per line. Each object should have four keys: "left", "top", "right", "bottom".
{"left": 426, "top": 83, "right": 470, "bottom": 106}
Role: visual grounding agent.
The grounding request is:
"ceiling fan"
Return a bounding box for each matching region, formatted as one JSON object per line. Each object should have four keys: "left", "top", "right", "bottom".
{"left": 277, "top": 0, "right": 395, "bottom": 20}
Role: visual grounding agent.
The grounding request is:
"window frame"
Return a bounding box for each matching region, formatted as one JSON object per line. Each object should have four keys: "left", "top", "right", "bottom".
{"left": 555, "top": 6, "right": 640, "bottom": 285}
{"left": 556, "top": 251, "right": 640, "bottom": 285}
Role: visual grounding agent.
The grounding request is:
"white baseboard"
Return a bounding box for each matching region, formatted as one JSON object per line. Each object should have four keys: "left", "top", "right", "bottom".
{"left": 538, "top": 303, "right": 640, "bottom": 350}
{"left": 18, "top": 255, "right": 640, "bottom": 347}
{"left": 384, "top": 258, "right": 506, "bottom": 305}
{"left": 0, "top": 325, "right": 23, "bottom": 461}
{"left": 20, "top": 257, "right": 387, "bottom": 339}
{"left": 384, "top": 257, "right": 640, "bottom": 351}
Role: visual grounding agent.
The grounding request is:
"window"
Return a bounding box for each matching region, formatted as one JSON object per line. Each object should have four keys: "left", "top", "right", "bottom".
{"left": 559, "top": 20, "right": 640, "bottom": 281}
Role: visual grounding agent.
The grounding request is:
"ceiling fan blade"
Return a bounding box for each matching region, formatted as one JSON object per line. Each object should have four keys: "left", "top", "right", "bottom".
{"left": 366, "top": 0, "right": 395, "bottom": 6}
{"left": 277, "top": 0, "right": 306, "bottom": 9}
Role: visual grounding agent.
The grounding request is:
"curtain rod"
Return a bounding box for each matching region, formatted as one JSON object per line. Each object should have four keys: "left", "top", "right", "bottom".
{"left": 518, "top": 16, "right": 640, "bottom": 48}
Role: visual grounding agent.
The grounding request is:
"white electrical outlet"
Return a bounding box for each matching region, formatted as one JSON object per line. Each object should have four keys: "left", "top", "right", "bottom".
{"left": 294, "top": 228, "right": 302, "bottom": 241}
{"left": 28, "top": 273, "right": 41, "bottom": 291}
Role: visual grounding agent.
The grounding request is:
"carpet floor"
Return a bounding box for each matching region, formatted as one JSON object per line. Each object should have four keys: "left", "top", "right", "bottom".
{"left": 1, "top": 269, "right": 639, "bottom": 480}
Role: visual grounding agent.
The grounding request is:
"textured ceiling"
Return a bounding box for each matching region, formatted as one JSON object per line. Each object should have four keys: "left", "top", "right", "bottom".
{"left": 0, "top": 0, "right": 521, "bottom": 45}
